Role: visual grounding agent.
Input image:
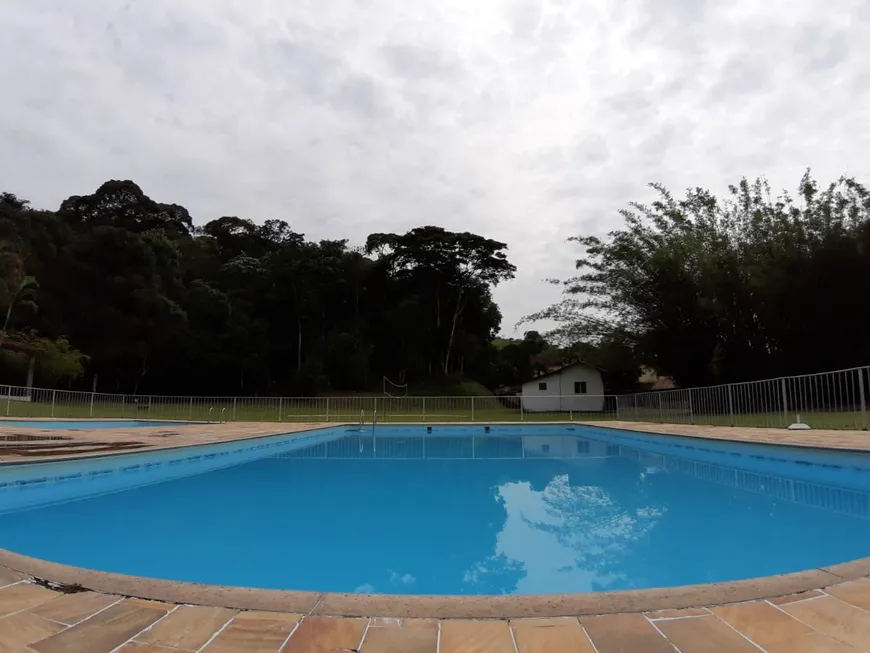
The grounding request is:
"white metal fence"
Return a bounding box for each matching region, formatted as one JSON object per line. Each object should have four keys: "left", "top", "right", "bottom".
{"left": 618, "top": 366, "right": 870, "bottom": 431}
{"left": 0, "top": 364, "right": 867, "bottom": 429}
{"left": 0, "top": 387, "right": 618, "bottom": 424}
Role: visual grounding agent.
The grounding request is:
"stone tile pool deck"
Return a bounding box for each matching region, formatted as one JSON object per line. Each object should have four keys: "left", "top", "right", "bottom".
{"left": 2, "top": 419, "right": 870, "bottom": 651}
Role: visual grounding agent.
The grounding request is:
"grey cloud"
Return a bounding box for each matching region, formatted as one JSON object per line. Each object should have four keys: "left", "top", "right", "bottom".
{"left": 380, "top": 43, "right": 464, "bottom": 80}
{"left": 506, "top": 0, "right": 542, "bottom": 40}
{"left": 574, "top": 134, "right": 610, "bottom": 165}
{"left": 798, "top": 27, "right": 850, "bottom": 73}
{"left": 248, "top": 38, "right": 340, "bottom": 100}
{"left": 1, "top": 0, "right": 870, "bottom": 331}
{"left": 605, "top": 90, "right": 654, "bottom": 116}
{"left": 708, "top": 57, "right": 772, "bottom": 101}
{"left": 332, "top": 74, "right": 385, "bottom": 120}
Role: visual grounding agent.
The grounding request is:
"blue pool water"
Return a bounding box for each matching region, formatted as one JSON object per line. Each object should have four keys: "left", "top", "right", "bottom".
{"left": 0, "top": 420, "right": 186, "bottom": 429}
{"left": 1, "top": 425, "right": 869, "bottom": 595}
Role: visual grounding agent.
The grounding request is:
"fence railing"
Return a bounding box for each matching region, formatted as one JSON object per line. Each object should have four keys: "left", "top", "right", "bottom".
{"left": 0, "top": 388, "right": 619, "bottom": 424}
{"left": 618, "top": 366, "right": 870, "bottom": 431}
{"left": 0, "top": 364, "right": 868, "bottom": 430}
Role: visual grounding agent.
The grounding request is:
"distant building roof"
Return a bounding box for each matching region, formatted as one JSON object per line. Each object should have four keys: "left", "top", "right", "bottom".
{"left": 523, "top": 360, "right": 600, "bottom": 384}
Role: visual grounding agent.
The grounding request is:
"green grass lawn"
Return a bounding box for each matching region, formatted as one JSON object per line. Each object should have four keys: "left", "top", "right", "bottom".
{"left": 1, "top": 393, "right": 866, "bottom": 430}
{"left": 0, "top": 395, "right": 609, "bottom": 424}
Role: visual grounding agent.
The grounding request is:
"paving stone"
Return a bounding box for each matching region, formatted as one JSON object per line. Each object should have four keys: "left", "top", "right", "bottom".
{"left": 360, "top": 625, "right": 437, "bottom": 652}
{"left": 0, "top": 612, "right": 65, "bottom": 653}
{"left": 580, "top": 613, "right": 675, "bottom": 653}
{"left": 30, "top": 591, "right": 120, "bottom": 625}
{"left": 204, "top": 611, "right": 302, "bottom": 653}
{"left": 439, "top": 620, "right": 515, "bottom": 653}
{"left": 511, "top": 617, "right": 596, "bottom": 653}
{"left": 136, "top": 604, "right": 238, "bottom": 650}
{"left": 0, "top": 583, "right": 59, "bottom": 618}
{"left": 713, "top": 600, "right": 859, "bottom": 653}
{"left": 827, "top": 579, "right": 870, "bottom": 611}
{"left": 781, "top": 595, "right": 870, "bottom": 649}
{"left": 29, "top": 600, "right": 168, "bottom": 653}
{"left": 655, "top": 614, "right": 760, "bottom": 652}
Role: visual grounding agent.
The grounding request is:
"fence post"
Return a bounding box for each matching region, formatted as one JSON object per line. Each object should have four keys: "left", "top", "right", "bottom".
{"left": 520, "top": 397, "right": 524, "bottom": 422}
{"left": 658, "top": 393, "right": 663, "bottom": 423}
{"left": 278, "top": 397, "right": 283, "bottom": 422}
{"left": 188, "top": 396, "right": 193, "bottom": 420}
{"left": 51, "top": 389, "right": 56, "bottom": 418}
{"left": 614, "top": 396, "right": 620, "bottom": 421}
{"left": 232, "top": 397, "right": 237, "bottom": 421}
{"left": 633, "top": 394, "right": 638, "bottom": 420}
{"left": 859, "top": 368, "right": 868, "bottom": 431}
{"left": 6, "top": 390, "right": 10, "bottom": 416}
{"left": 325, "top": 397, "right": 330, "bottom": 422}
{"left": 687, "top": 390, "right": 694, "bottom": 425}
{"left": 471, "top": 396, "right": 475, "bottom": 422}
{"left": 727, "top": 385, "right": 735, "bottom": 427}
{"left": 90, "top": 374, "right": 97, "bottom": 417}
{"left": 781, "top": 378, "right": 788, "bottom": 426}
{"left": 422, "top": 397, "right": 426, "bottom": 422}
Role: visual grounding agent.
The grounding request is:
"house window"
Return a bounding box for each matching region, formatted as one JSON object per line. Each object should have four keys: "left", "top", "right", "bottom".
{"left": 538, "top": 382, "right": 547, "bottom": 391}
{"left": 574, "top": 381, "right": 587, "bottom": 394}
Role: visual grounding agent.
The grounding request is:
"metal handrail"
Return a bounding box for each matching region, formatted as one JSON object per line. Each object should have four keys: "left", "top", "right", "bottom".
{"left": 207, "top": 406, "right": 214, "bottom": 423}
{"left": 220, "top": 407, "right": 227, "bottom": 423}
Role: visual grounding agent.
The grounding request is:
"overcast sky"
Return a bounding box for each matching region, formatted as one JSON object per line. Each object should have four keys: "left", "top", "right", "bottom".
{"left": 2, "top": 0, "right": 869, "bottom": 336}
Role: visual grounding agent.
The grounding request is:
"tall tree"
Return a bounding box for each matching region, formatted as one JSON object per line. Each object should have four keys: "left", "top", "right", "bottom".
{"left": 526, "top": 171, "right": 870, "bottom": 386}
{"left": 366, "top": 226, "right": 515, "bottom": 375}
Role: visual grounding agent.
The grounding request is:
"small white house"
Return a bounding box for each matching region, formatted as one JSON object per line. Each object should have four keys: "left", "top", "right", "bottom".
{"left": 521, "top": 362, "right": 605, "bottom": 412}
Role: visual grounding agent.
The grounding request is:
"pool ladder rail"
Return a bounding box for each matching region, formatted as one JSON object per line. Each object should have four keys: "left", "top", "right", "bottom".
{"left": 206, "top": 406, "right": 227, "bottom": 424}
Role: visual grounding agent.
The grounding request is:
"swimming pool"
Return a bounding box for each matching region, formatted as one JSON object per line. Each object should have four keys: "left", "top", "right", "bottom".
{"left": 0, "top": 424, "right": 868, "bottom": 596}
{"left": 0, "top": 420, "right": 188, "bottom": 429}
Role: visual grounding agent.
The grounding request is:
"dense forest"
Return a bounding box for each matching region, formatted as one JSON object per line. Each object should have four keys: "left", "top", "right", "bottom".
{"left": 0, "top": 180, "right": 534, "bottom": 395}
{"left": 4, "top": 170, "right": 869, "bottom": 397}
{"left": 529, "top": 171, "right": 870, "bottom": 387}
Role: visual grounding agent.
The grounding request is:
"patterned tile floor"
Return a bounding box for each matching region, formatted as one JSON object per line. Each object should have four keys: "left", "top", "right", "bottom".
{"left": 5, "top": 574, "right": 870, "bottom": 652}
{"left": 0, "top": 423, "right": 323, "bottom": 463}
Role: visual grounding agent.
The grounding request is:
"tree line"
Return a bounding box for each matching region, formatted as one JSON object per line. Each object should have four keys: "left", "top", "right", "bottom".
{"left": 528, "top": 171, "right": 870, "bottom": 387}
{"left": 0, "top": 180, "right": 525, "bottom": 395}
{"left": 7, "top": 170, "right": 859, "bottom": 399}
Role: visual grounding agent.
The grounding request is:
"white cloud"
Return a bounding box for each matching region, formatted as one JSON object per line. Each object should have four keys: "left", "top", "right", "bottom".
{"left": 2, "top": 0, "right": 870, "bottom": 333}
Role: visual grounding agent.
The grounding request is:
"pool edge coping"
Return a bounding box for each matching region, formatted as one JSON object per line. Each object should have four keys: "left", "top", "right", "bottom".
{"left": 3, "top": 420, "right": 870, "bottom": 618}
{"left": 0, "top": 547, "right": 865, "bottom": 618}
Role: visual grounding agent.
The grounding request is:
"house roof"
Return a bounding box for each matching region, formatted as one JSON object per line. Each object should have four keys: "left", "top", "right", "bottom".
{"left": 523, "top": 360, "right": 600, "bottom": 384}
